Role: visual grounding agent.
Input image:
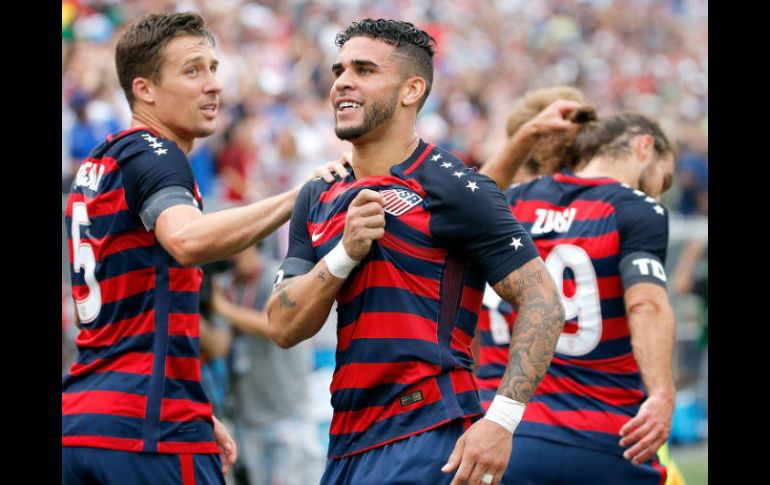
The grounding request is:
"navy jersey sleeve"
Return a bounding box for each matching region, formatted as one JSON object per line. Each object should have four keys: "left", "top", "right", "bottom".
{"left": 275, "top": 181, "right": 320, "bottom": 285}
{"left": 616, "top": 197, "right": 670, "bottom": 288}
{"left": 119, "top": 136, "right": 197, "bottom": 218}
{"left": 430, "top": 172, "right": 539, "bottom": 285}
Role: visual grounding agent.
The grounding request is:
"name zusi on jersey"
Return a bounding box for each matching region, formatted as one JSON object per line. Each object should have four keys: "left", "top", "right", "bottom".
{"left": 531, "top": 208, "right": 577, "bottom": 234}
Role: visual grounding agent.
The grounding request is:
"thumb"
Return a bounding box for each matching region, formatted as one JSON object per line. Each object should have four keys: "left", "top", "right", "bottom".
{"left": 441, "top": 437, "right": 465, "bottom": 473}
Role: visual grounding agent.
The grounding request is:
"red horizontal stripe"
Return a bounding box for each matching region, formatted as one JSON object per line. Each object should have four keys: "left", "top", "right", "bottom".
{"left": 168, "top": 313, "right": 200, "bottom": 338}
{"left": 338, "top": 260, "right": 439, "bottom": 305}
{"left": 330, "top": 378, "right": 442, "bottom": 435}
{"left": 512, "top": 199, "right": 616, "bottom": 223}
{"left": 478, "top": 346, "right": 508, "bottom": 366}
{"left": 394, "top": 205, "right": 431, "bottom": 235}
{"left": 379, "top": 232, "right": 447, "bottom": 263}
{"left": 62, "top": 390, "right": 146, "bottom": 418}
{"left": 330, "top": 361, "right": 441, "bottom": 393}
{"left": 337, "top": 312, "right": 438, "bottom": 352}
{"left": 523, "top": 402, "right": 630, "bottom": 434}
{"left": 84, "top": 188, "right": 129, "bottom": 217}
{"left": 552, "top": 354, "right": 639, "bottom": 374}
{"left": 160, "top": 398, "right": 213, "bottom": 422}
{"left": 75, "top": 311, "right": 155, "bottom": 348}
{"left": 403, "top": 143, "right": 435, "bottom": 175}
{"left": 169, "top": 267, "right": 203, "bottom": 292}
{"left": 72, "top": 268, "right": 155, "bottom": 306}
{"left": 536, "top": 231, "right": 620, "bottom": 260}
{"left": 535, "top": 373, "right": 644, "bottom": 407}
{"left": 449, "top": 369, "right": 478, "bottom": 394}
{"left": 460, "top": 286, "right": 483, "bottom": 313}
{"left": 319, "top": 180, "right": 353, "bottom": 203}
{"left": 157, "top": 441, "right": 219, "bottom": 454}
{"left": 166, "top": 356, "right": 201, "bottom": 382}
{"left": 308, "top": 212, "right": 346, "bottom": 247}
{"left": 450, "top": 327, "right": 473, "bottom": 354}
{"left": 602, "top": 316, "right": 630, "bottom": 340}
{"left": 69, "top": 352, "right": 154, "bottom": 377}
{"left": 62, "top": 436, "right": 143, "bottom": 452}
{"left": 88, "top": 230, "right": 156, "bottom": 261}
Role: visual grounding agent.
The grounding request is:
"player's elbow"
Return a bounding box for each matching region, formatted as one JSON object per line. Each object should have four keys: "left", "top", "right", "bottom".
{"left": 265, "top": 296, "right": 297, "bottom": 349}
{"left": 164, "top": 233, "right": 207, "bottom": 267}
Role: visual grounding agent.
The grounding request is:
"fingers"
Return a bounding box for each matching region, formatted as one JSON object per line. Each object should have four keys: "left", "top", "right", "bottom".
{"left": 350, "top": 188, "right": 383, "bottom": 207}
{"left": 441, "top": 437, "right": 464, "bottom": 474}
{"left": 622, "top": 423, "right": 667, "bottom": 465}
{"left": 449, "top": 458, "right": 476, "bottom": 485}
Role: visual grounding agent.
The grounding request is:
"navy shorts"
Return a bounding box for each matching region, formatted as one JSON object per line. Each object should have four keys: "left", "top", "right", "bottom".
{"left": 502, "top": 436, "right": 666, "bottom": 485}
{"left": 321, "top": 418, "right": 473, "bottom": 485}
{"left": 62, "top": 447, "right": 225, "bottom": 485}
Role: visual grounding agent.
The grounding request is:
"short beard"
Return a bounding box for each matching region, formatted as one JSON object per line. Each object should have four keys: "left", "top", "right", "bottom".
{"left": 335, "top": 92, "right": 398, "bottom": 140}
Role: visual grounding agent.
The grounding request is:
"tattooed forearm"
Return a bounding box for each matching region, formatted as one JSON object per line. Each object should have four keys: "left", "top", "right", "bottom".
{"left": 317, "top": 270, "right": 326, "bottom": 282}
{"left": 279, "top": 290, "right": 297, "bottom": 309}
{"left": 493, "top": 261, "right": 566, "bottom": 403}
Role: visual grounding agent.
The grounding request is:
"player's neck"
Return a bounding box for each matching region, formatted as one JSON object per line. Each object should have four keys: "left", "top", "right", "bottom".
{"left": 350, "top": 124, "right": 420, "bottom": 178}
{"left": 575, "top": 156, "right": 640, "bottom": 189}
{"left": 130, "top": 112, "right": 194, "bottom": 154}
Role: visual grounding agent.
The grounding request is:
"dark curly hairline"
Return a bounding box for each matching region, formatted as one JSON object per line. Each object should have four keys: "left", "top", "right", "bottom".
{"left": 335, "top": 18, "right": 436, "bottom": 58}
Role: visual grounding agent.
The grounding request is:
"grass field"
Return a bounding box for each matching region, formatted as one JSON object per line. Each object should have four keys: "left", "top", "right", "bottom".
{"left": 670, "top": 441, "right": 708, "bottom": 485}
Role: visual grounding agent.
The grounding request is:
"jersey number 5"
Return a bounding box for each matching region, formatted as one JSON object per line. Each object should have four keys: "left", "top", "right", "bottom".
{"left": 71, "top": 202, "right": 102, "bottom": 323}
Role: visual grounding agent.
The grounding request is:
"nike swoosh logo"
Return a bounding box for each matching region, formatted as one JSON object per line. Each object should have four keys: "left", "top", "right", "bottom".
{"left": 311, "top": 229, "right": 325, "bottom": 242}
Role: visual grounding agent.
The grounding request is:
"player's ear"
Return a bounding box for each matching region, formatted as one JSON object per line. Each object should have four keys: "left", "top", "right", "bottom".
{"left": 633, "top": 134, "right": 655, "bottom": 164}
{"left": 400, "top": 76, "right": 426, "bottom": 108}
{"left": 132, "top": 77, "right": 155, "bottom": 105}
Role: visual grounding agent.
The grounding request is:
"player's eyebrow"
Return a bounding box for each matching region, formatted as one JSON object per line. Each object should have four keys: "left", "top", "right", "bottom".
{"left": 332, "top": 59, "right": 380, "bottom": 74}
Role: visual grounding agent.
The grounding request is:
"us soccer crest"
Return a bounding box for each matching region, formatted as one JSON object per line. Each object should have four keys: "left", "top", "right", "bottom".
{"left": 379, "top": 188, "right": 422, "bottom": 216}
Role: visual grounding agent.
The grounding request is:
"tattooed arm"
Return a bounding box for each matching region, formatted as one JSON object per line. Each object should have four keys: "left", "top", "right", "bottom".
{"left": 266, "top": 263, "right": 346, "bottom": 348}
{"left": 492, "top": 257, "right": 565, "bottom": 403}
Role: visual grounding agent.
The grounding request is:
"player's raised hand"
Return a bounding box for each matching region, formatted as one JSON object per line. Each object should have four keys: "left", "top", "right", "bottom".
{"left": 312, "top": 151, "right": 352, "bottom": 183}
{"left": 618, "top": 393, "right": 674, "bottom": 465}
{"left": 343, "top": 189, "right": 385, "bottom": 261}
{"left": 441, "top": 419, "right": 511, "bottom": 485}
{"left": 522, "top": 99, "right": 590, "bottom": 137}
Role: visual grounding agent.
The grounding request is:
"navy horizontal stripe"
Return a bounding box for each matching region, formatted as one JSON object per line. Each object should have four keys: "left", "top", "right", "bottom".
{"left": 159, "top": 419, "right": 215, "bottom": 444}
{"left": 547, "top": 362, "right": 644, "bottom": 391}
{"left": 170, "top": 294, "right": 200, "bottom": 315}
{"left": 336, "top": 338, "right": 440, "bottom": 367}
{"left": 599, "top": 296, "right": 627, "bottom": 319}
{"left": 462, "top": 266, "right": 486, "bottom": 292}
{"left": 331, "top": 381, "right": 414, "bottom": 411}
{"left": 571, "top": 336, "right": 632, "bottom": 361}
{"left": 381, "top": 214, "right": 434, "bottom": 249}
{"left": 455, "top": 307, "right": 480, "bottom": 339}
{"left": 588, "top": 254, "right": 621, "bottom": 278}
{"left": 63, "top": 413, "right": 143, "bottom": 440}
{"left": 63, "top": 370, "right": 150, "bottom": 396}
{"left": 76, "top": 334, "right": 153, "bottom": 366}
{"left": 164, "top": 377, "right": 211, "bottom": 403}
{"left": 516, "top": 421, "right": 626, "bottom": 457}
{"left": 519, "top": 216, "right": 618, "bottom": 241}
{"left": 479, "top": 388, "right": 496, "bottom": 402}
{"left": 167, "top": 335, "right": 200, "bottom": 358}
{"left": 338, "top": 288, "right": 438, "bottom": 328}
{"left": 456, "top": 389, "right": 484, "bottom": 415}
{"left": 84, "top": 210, "right": 143, "bottom": 240}
{"left": 530, "top": 393, "right": 640, "bottom": 416}
{"left": 368, "top": 247, "right": 445, "bottom": 281}
{"left": 82, "top": 290, "right": 155, "bottom": 329}
{"left": 450, "top": 349, "right": 474, "bottom": 370}
{"left": 476, "top": 362, "right": 506, "bottom": 380}
{"left": 70, "top": 246, "right": 158, "bottom": 286}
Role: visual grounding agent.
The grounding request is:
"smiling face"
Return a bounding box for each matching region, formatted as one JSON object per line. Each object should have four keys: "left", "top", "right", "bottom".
{"left": 329, "top": 36, "right": 403, "bottom": 142}
{"left": 146, "top": 35, "right": 221, "bottom": 146}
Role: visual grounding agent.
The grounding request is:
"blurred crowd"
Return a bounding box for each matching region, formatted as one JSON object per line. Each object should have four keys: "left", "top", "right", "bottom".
{"left": 61, "top": 1, "right": 708, "bottom": 482}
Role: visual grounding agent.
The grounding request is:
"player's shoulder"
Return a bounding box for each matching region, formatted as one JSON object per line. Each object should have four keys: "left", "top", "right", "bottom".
{"left": 609, "top": 184, "right": 669, "bottom": 221}
{"left": 108, "top": 128, "right": 186, "bottom": 166}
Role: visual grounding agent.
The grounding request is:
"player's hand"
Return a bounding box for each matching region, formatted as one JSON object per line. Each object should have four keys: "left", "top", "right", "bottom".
{"left": 441, "top": 419, "right": 511, "bottom": 485}
{"left": 212, "top": 415, "right": 238, "bottom": 475}
{"left": 520, "top": 99, "right": 585, "bottom": 139}
{"left": 619, "top": 393, "right": 674, "bottom": 465}
{"left": 312, "top": 151, "right": 352, "bottom": 183}
{"left": 343, "top": 189, "right": 385, "bottom": 261}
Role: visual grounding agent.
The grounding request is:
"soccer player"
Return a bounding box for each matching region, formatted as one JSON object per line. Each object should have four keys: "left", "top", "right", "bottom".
{"left": 266, "top": 19, "right": 566, "bottom": 485}
{"left": 476, "top": 111, "right": 677, "bottom": 485}
{"left": 62, "top": 12, "right": 345, "bottom": 484}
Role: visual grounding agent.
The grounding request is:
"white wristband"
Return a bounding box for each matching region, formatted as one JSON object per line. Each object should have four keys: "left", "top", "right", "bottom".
{"left": 324, "top": 240, "right": 359, "bottom": 279}
{"left": 483, "top": 395, "right": 526, "bottom": 434}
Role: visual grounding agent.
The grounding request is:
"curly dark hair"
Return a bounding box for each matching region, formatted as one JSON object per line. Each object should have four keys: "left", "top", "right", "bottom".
{"left": 116, "top": 12, "right": 215, "bottom": 108}
{"left": 336, "top": 19, "right": 437, "bottom": 110}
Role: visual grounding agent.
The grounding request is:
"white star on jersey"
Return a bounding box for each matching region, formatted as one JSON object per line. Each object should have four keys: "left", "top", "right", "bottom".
{"left": 154, "top": 148, "right": 168, "bottom": 156}
{"left": 654, "top": 205, "right": 665, "bottom": 215}
{"left": 142, "top": 134, "right": 158, "bottom": 143}
{"left": 645, "top": 196, "right": 656, "bottom": 203}
{"left": 466, "top": 181, "right": 479, "bottom": 192}
{"left": 453, "top": 171, "right": 465, "bottom": 178}
{"left": 150, "top": 140, "right": 164, "bottom": 149}
{"left": 441, "top": 162, "right": 453, "bottom": 168}
{"left": 510, "top": 237, "right": 523, "bottom": 250}
{"left": 431, "top": 153, "right": 442, "bottom": 162}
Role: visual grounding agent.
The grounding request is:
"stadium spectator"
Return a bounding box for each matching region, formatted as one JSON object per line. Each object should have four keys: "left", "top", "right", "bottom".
{"left": 266, "top": 19, "right": 565, "bottom": 485}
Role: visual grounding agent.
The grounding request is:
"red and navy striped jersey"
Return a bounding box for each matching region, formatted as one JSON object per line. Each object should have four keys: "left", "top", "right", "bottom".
{"left": 280, "top": 140, "right": 539, "bottom": 459}
{"left": 475, "top": 171, "right": 669, "bottom": 456}
{"left": 62, "top": 128, "right": 217, "bottom": 454}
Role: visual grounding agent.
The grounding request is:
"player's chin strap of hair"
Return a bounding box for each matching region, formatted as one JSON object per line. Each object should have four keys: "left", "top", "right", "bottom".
{"left": 483, "top": 395, "right": 527, "bottom": 434}
{"left": 324, "top": 240, "right": 359, "bottom": 279}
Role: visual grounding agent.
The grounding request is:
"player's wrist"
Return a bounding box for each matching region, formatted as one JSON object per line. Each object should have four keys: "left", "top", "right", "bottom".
{"left": 324, "top": 240, "right": 359, "bottom": 279}
{"left": 483, "top": 395, "right": 526, "bottom": 434}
